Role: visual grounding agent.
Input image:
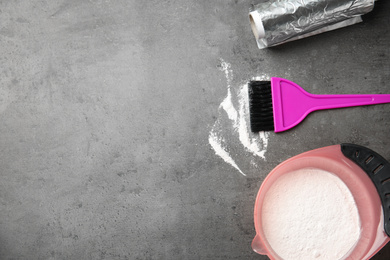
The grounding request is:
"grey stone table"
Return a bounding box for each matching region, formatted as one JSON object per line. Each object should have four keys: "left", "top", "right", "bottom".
{"left": 0, "top": 1, "right": 389, "bottom": 259}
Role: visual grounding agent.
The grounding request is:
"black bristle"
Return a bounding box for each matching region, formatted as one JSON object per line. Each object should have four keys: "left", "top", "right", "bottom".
{"left": 248, "top": 81, "right": 274, "bottom": 132}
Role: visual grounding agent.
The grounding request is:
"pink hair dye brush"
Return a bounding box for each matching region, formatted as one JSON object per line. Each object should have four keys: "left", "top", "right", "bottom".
{"left": 248, "top": 77, "right": 390, "bottom": 132}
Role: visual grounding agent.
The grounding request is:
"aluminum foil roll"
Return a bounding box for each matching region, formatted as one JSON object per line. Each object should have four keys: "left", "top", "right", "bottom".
{"left": 249, "top": 0, "right": 375, "bottom": 49}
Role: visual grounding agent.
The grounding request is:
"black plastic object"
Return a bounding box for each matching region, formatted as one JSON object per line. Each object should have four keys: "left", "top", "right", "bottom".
{"left": 341, "top": 143, "right": 390, "bottom": 237}
{"left": 248, "top": 81, "right": 274, "bottom": 132}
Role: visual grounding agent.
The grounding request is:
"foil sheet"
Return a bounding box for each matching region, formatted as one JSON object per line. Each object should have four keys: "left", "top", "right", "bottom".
{"left": 250, "top": 0, "right": 375, "bottom": 48}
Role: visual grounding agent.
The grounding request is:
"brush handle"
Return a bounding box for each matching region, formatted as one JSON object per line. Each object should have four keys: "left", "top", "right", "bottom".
{"left": 270, "top": 77, "right": 390, "bottom": 132}
{"left": 309, "top": 94, "right": 390, "bottom": 111}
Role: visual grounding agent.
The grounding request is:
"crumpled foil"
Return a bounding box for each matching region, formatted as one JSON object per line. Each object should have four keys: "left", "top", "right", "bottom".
{"left": 250, "top": 0, "right": 375, "bottom": 48}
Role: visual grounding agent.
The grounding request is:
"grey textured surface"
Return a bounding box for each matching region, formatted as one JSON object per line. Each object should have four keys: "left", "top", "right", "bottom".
{"left": 0, "top": 1, "right": 389, "bottom": 259}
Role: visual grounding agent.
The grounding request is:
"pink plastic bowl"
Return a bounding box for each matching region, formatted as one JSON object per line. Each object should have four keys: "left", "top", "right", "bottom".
{"left": 252, "top": 144, "right": 390, "bottom": 260}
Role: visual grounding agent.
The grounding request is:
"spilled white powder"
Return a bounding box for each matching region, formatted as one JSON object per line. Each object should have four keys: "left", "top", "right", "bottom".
{"left": 220, "top": 88, "right": 238, "bottom": 126}
{"left": 220, "top": 59, "right": 233, "bottom": 88}
{"left": 262, "top": 168, "right": 361, "bottom": 260}
{"left": 208, "top": 59, "right": 270, "bottom": 175}
{"left": 208, "top": 131, "right": 245, "bottom": 176}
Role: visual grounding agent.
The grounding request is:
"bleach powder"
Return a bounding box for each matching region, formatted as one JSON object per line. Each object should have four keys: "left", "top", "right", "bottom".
{"left": 261, "top": 168, "right": 361, "bottom": 260}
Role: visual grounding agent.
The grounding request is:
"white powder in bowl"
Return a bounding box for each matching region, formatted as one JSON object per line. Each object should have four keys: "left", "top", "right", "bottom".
{"left": 262, "top": 168, "right": 361, "bottom": 260}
